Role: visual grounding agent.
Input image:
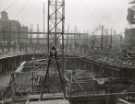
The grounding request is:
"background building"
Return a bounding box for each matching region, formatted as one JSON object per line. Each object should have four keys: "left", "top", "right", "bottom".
{"left": 0, "top": 11, "right": 28, "bottom": 51}
{"left": 124, "top": 0, "right": 135, "bottom": 57}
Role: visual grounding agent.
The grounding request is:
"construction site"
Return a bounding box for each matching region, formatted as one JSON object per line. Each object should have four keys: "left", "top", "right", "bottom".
{"left": 0, "top": 0, "right": 135, "bottom": 104}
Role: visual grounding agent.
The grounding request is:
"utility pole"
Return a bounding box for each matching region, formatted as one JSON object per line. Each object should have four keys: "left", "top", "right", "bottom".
{"left": 105, "top": 29, "right": 108, "bottom": 49}
{"left": 101, "top": 25, "right": 104, "bottom": 50}
{"left": 43, "top": 2, "right": 46, "bottom": 53}
{"left": 37, "top": 24, "right": 40, "bottom": 53}
{"left": 43, "top": 2, "right": 45, "bottom": 33}
{"left": 74, "top": 26, "right": 77, "bottom": 50}
{"left": 66, "top": 25, "right": 70, "bottom": 52}
{"left": 110, "top": 28, "right": 113, "bottom": 49}
{"left": 30, "top": 24, "right": 33, "bottom": 53}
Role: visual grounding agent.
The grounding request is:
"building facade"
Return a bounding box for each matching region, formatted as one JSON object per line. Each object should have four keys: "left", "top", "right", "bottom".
{"left": 125, "top": 0, "right": 135, "bottom": 55}
{"left": 0, "top": 11, "right": 28, "bottom": 51}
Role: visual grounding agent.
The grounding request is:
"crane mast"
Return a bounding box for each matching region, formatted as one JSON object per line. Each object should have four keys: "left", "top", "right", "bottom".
{"left": 40, "top": 0, "right": 66, "bottom": 99}
{"left": 47, "top": 0, "right": 65, "bottom": 54}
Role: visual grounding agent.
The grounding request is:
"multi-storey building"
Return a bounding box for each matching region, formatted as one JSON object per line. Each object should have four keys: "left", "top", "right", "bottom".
{"left": 125, "top": 0, "right": 135, "bottom": 57}
{"left": 0, "top": 11, "right": 28, "bottom": 51}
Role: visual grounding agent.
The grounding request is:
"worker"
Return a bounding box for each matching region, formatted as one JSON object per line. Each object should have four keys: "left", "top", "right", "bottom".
{"left": 50, "top": 46, "right": 57, "bottom": 58}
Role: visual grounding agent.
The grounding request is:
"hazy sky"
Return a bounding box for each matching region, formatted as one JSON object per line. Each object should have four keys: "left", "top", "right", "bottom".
{"left": 0, "top": 0, "right": 129, "bottom": 33}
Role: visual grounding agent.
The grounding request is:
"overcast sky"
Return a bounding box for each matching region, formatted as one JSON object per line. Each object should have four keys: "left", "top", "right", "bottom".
{"left": 0, "top": 0, "right": 129, "bottom": 33}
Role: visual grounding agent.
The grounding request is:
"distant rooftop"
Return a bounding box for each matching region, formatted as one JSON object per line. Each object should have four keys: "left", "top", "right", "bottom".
{"left": 0, "top": 11, "right": 8, "bottom": 21}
